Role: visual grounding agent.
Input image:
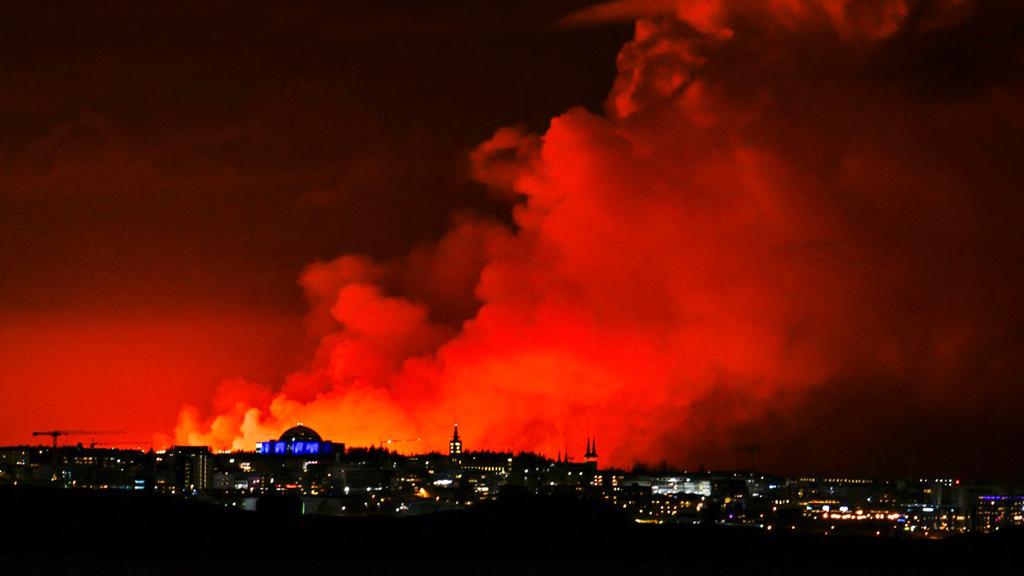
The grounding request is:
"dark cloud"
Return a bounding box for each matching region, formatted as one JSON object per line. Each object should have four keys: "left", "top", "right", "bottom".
{"left": 0, "top": 0, "right": 630, "bottom": 312}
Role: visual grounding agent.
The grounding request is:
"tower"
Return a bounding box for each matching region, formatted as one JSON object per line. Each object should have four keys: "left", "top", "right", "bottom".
{"left": 584, "top": 436, "right": 598, "bottom": 465}
{"left": 449, "top": 423, "right": 463, "bottom": 457}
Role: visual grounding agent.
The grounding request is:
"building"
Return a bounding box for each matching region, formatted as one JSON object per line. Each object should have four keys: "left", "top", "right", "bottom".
{"left": 449, "top": 424, "right": 462, "bottom": 457}
{"left": 256, "top": 424, "right": 344, "bottom": 456}
{"left": 974, "top": 495, "right": 1024, "bottom": 533}
{"left": 166, "top": 446, "right": 211, "bottom": 493}
{"left": 584, "top": 437, "right": 598, "bottom": 466}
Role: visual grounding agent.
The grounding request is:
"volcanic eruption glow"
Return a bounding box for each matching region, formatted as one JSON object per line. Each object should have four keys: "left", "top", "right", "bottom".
{"left": 175, "top": 0, "right": 1024, "bottom": 474}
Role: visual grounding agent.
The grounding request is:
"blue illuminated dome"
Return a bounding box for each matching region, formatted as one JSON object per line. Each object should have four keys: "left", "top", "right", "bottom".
{"left": 279, "top": 425, "right": 322, "bottom": 444}
{"left": 257, "top": 424, "right": 341, "bottom": 456}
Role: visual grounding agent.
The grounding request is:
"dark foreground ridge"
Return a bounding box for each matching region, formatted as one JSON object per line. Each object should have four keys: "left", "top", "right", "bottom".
{"left": 0, "top": 486, "right": 1020, "bottom": 575}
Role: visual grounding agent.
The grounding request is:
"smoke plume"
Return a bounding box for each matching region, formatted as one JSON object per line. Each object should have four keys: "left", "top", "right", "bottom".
{"left": 176, "top": 0, "right": 1024, "bottom": 475}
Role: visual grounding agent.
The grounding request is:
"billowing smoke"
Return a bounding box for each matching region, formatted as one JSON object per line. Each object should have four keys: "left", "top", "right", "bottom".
{"left": 175, "top": 0, "right": 1024, "bottom": 475}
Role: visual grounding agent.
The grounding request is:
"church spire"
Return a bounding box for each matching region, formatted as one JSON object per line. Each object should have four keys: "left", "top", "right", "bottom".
{"left": 585, "top": 435, "right": 598, "bottom": 463}
{"left": 449, "top": 423, "right": 462, "bottom": 457}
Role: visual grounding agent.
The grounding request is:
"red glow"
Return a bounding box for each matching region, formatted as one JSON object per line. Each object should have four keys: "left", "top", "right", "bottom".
{"left": 175, "top": 1, "right": 1024, "bottom": 474}
{"left": 4, "top": 1, "right": 1018, "bottom": 477}
{"left": 0, "top": 310, "right": 302, "bottom": 449}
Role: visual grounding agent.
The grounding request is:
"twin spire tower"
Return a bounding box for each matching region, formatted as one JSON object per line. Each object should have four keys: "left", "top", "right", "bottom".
{"left": 584, "top": 435, "right": 598, "bottom": 464}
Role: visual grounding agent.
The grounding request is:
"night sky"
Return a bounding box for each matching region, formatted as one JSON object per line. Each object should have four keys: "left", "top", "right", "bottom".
{"left": 2, "top": 1, "right": 1023, "bottom": 478}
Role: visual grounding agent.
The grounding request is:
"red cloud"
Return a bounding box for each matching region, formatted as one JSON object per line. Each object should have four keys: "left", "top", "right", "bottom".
{"left": 177, "top": 0, "right": 1024, "bottom": 475}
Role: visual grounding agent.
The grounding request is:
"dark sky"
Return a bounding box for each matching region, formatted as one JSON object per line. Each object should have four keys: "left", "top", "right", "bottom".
{"left": 1, "top": 1, "right": 628, "bottom": 312}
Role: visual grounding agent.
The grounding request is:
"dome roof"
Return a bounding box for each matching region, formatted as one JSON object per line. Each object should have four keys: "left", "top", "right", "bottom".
{"left": 279, "top": 424, "right": 322, "bottom": 443}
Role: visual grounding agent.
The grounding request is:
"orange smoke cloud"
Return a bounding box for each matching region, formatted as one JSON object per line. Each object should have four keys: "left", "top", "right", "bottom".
{"left": 176, "top": 0, "right": 1024, "bottom": 474}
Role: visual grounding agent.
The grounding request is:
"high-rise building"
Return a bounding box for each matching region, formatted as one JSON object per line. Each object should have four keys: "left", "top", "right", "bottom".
{"left": 166, "top": 446, "right": 211, "bottom": 493}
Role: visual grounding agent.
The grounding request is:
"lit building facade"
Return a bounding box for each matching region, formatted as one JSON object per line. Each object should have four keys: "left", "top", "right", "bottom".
{"left": 166, "top": 446, "right": 211, "bottom": 493}
{"left": 974, "top": 495, "right": 1024, "bottom": 533}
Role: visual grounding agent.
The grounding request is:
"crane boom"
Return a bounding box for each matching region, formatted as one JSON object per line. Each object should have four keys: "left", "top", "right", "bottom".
{"left": 32, "top": 430, "right": 125, "bottom": 448}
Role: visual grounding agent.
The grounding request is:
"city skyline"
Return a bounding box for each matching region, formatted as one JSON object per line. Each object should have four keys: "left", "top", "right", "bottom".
{"left": 9, "top": 420, "right": 1024, "bottom": 485}
{"left": 4, "top": 420, "right": 1024, "bottom": 539}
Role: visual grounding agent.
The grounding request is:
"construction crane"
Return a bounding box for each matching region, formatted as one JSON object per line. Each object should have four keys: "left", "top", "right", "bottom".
{"left": 32, "top": 430, "right": 125, "bottom": 448}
